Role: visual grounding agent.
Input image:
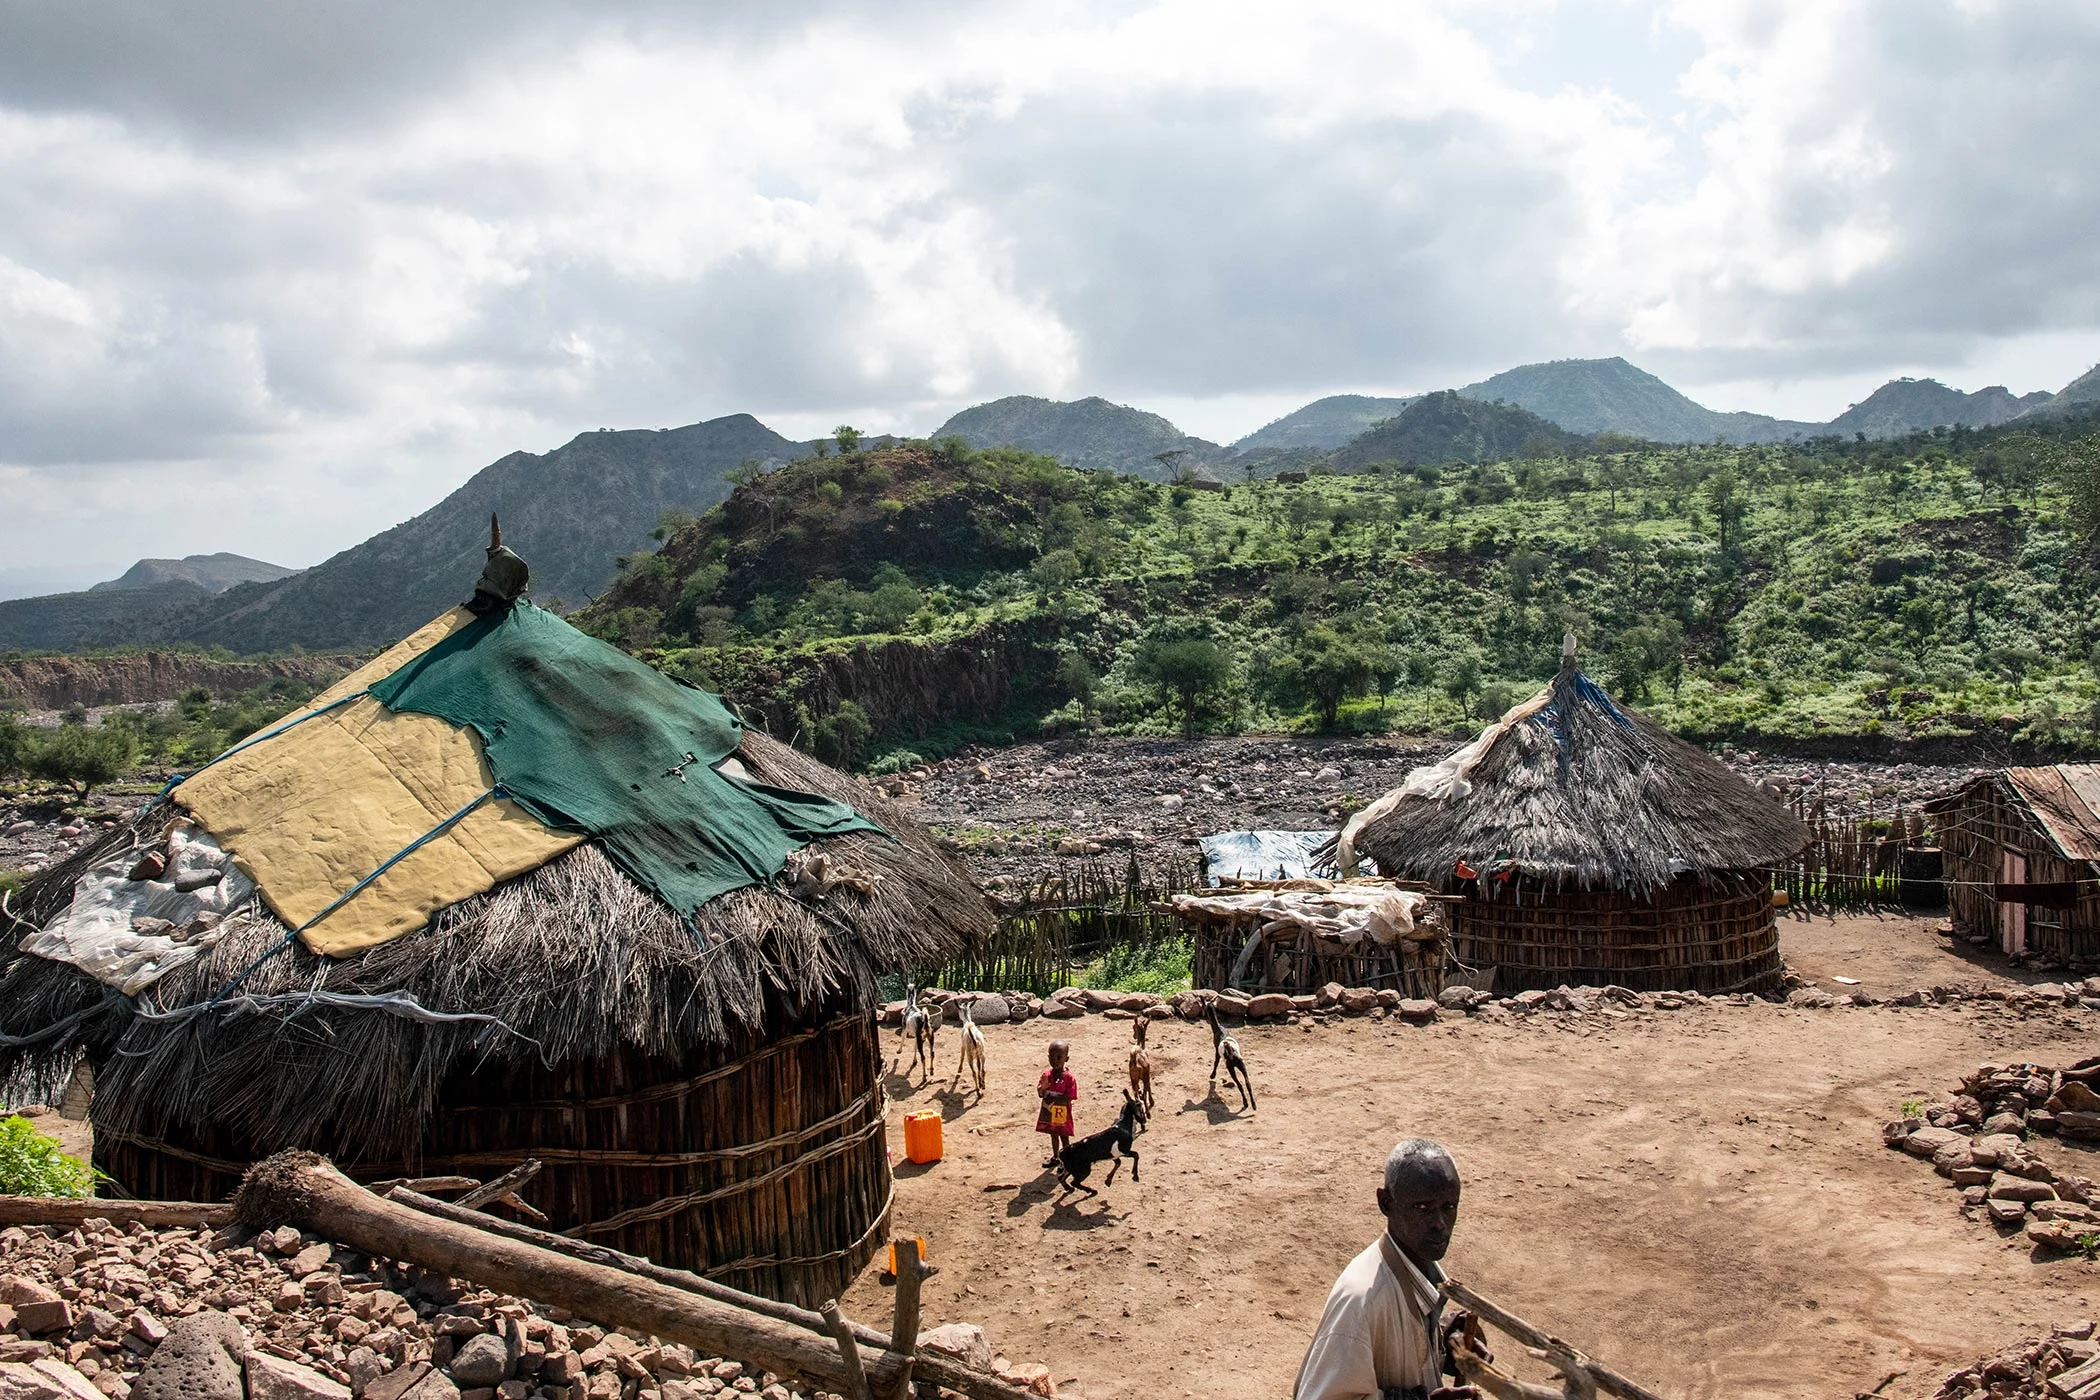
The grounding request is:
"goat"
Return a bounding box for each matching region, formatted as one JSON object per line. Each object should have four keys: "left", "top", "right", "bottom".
{"left": 894, "top": 986, "right": 938, "bottom": 1084}
{"left": 949, "top": 996, "right": 987, "bottom": 1097}
{"left": 1206, "top": 1000, "right": 1256, "bottom": 1112}
{"left": 1054, "top": 1090, "right": 1147, "bottom": 1200}
{"left": 1126, "top": 1015, "right": 1154, "bottom": 1116}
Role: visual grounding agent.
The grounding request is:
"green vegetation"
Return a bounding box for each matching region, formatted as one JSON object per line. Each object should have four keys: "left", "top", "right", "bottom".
{"left": 579, "top": 420, "right": 2100, "bottom": 762}
{"left": 1, "top": 679, "right": 316, "bottom": 800}
{"left": 1082, "top": 936, "right": 1195, "bottom": 995}
{"left": 0, "top": 1115, "right": 100, "bottom": 1198}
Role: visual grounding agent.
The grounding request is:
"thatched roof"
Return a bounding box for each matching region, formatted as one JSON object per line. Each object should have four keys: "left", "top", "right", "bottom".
{"left": 1342, "top": 661, "right": 1808, "bottom": 894}
{"left": 0, "top": 729, "right": 989, "bottom": 1161}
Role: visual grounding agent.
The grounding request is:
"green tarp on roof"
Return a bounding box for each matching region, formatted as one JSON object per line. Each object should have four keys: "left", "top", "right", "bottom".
{"left": 367, "top": 601, "right": 882, "bottom": 917}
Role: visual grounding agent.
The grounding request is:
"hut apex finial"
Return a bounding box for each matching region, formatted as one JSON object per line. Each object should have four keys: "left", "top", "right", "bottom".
{"left": 490, "top": 513, "right": 502, "bottom": 551}
{"left": 1561, "top": 631, "right": 1578, "bottom": 671}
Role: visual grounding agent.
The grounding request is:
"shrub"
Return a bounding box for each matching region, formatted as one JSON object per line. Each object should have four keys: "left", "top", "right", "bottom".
{"left": 0, "top": 1115, "right": 100, "bottom": 1198}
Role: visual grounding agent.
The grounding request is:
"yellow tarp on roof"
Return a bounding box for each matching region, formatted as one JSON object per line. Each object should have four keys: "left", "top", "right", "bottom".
{"left": 174, "top": 608, "right": 581, "bottom": 956}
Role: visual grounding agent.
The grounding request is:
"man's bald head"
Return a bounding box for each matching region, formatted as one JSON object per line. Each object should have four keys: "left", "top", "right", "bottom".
{"left": 1376, "top": 1139, "right": 1461, "bottom": 1266}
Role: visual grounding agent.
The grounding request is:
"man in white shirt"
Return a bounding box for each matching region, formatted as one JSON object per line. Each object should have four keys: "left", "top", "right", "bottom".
{"left": 1294, "top": 1139, "right": 1479, "bottom": 1400}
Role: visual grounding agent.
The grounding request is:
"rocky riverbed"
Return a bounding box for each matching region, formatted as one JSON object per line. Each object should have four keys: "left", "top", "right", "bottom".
{"left": 869, "top": 735, "right": 1990, "bottom": 888}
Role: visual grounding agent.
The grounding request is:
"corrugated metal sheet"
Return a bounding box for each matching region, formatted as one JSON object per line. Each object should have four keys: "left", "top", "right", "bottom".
{"left": 2004, "top": 765, "right": 2100, "bottom": 862}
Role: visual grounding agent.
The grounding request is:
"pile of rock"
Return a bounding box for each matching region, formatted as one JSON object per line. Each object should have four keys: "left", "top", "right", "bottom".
{"left": 1885, "top": 1058, "right": 2100, "bottom": 1252}
{"left": 0, "top": 1217, "right": 1023, "bottom": 1400}
{"left": 1932, "top": 1321, "right": 2100, "bottom": 1398}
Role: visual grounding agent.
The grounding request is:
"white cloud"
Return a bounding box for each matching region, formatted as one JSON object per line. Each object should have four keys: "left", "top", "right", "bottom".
{"left": 0, "top": 0, "right": 2096, "bottom": 570}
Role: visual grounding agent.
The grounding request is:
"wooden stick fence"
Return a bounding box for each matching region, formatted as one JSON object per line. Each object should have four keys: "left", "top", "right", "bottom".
{"left": 931, "top": 852, "right": 1202, "bottom": 995}
{"left": 1766, "top": 800, "right": 1935, "bottom": 910}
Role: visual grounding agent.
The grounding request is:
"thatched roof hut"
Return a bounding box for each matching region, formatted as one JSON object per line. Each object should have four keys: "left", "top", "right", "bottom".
{"left": 1339, "top": 641, "right": 1808, "bottom": 995}
{"left": 2, "top": 567, "right": 990, "bottom": 1305}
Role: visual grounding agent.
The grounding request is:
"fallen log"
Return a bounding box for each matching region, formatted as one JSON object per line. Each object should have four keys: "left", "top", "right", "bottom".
{"left": 1444, "top": 1280, "right": 1664, "bottom": 1400}
{"left": 236, "top": 1151, "right": 905, "bottom": 1394}
{"left": 389, "top": 1187, "right": 1036, "bottom": 1400}
{"left": 0, "top": 1196, "right": 233, "bottom": 1230}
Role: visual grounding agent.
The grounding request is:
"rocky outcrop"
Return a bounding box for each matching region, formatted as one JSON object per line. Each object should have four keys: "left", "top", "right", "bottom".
{"left": 0, "top": 654, "right": 359, "bottom": 710}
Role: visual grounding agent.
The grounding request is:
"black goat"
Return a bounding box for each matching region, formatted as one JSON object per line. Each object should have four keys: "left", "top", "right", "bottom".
{"left": 1053, "top": 1090, "right": 1148, "bottom": 1200}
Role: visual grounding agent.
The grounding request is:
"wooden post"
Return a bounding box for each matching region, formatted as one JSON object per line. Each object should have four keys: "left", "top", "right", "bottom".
{"left": 888, "top": 1236, "right": 934, "bottom": 1400}
{"left": 1444, "top": 1280, "right": 1663, "bottom": 1400}
{"left": 236, "top": 1152, "right": 902, "bottom": 1394}
{"left": 821, "top": 1299, "right": 874, "bottom": 1400}
{"left": 0, "top": 1197, "right": 233, "bottom": 1230}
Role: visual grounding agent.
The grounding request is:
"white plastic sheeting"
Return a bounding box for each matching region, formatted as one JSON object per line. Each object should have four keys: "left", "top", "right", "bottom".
{"left": 1198, "top": 830, "right": 1333, "bottom": 884}
{"left": 25, "top": 824, "right": 256, "bottom": 994}
{"left": 1168, "top": 881, "right": 1437, "bottom": 950}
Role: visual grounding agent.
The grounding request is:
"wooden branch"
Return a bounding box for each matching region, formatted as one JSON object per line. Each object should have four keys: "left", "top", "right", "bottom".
{"left": 454, "top": 1158, "right": 547, "bottom": 1221}
{"left": 1449, "top": 1315, "right": 1566, "bottom": 1400}
{"left": 387, "top": 1188, "right": 1036, "bottom": 1400}
{"left": 821, "top": 1299, "right": 873, "bottom": 1400}
{"left": 1445, "top": 1280, "right": 1664, "bottom": 1400}
{"left": 237, "top": 1152, "right": 903, "bottom": 1394}
{"left": 0, "top": 1196, "right": 233, "bottom": 1230}
{"left": 887, "top": 1237, "right": 934, "bottom": 1400}
{"left": 363, "top": 1175, "right": 481, "bottom": 1196}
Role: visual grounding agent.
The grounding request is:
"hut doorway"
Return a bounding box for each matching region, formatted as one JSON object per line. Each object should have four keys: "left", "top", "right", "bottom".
{"left": 2001, "top": 849, "right": 2027, "bottom": 954}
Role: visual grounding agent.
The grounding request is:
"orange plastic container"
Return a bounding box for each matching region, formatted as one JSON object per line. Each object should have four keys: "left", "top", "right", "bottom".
{"left": 902, "top": 1108, "right": 944, "bottom": 1164}
{"left": 887, "top": 1237, "right": 929, "bottom": 1275}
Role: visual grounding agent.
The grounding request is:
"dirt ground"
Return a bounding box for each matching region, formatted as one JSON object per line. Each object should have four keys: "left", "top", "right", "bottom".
{"left": 845, "top": 912, "right": 2100, "bottom": 1400}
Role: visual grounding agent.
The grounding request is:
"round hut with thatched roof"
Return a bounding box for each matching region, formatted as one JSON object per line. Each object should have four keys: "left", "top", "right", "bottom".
{"left": 0, "top": 541, "right": 991, "bottom": 1306}
{"left": 1336, "top": 637, "right": 1808, "bottom": 996}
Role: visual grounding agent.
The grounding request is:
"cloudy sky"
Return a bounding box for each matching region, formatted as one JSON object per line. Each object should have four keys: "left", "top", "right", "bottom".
{"left": 2, "top": 0, "right": 2097, "bottom": 593}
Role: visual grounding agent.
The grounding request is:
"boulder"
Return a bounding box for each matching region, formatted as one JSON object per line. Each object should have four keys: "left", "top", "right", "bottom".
{"left": 917, "top": 1324, "right": 994, "bottom": 1371}
{"left": 1338, "top": 988, "right": 1381, "bottom": 1014}
{"left": 1245, "top": 993, "right": 1294, "bottom": 1018}
{"left": 1376, "top": 989, "right": 1402, "bottom": 1009}
{"left": 0, "top": 1361, "right": 101, "bottom": 1400}
{"left": 1436, "top": 987, "right": 1476, "bottom": 1011}
{"left": 396, "top": 1370, "right": 461, "bottom": 1400}
{"left": 132, "top": 1311, "right": 248, "bottom": 1400}
{"left": 1981, "top": 1111, "right": 2028, "bottom": 1138}
{"left": 1041, "top": 999, "right": 1084, "bottom": 1020}
{"left": 1989, "top": 1173, "right": 2057, "bottom": 1203}
{"left": 2027, "top": 1218, "right": 2089, "bottom": 1252}
{"left": 1987, "top": 1197, "right": 2030, "bottom": 1225}
{"left": 1882, "top": 1118, "right": 1924, "bottom": 1148}
{"left": 446, "top": 1334, "right": 511, "bottom": 1389}
{"left": 1901, "top": 1126, "right": 1966, "bottom": 1159}
{"left": 9, "top": 1303, "right": 69, "bottom": 1337}
{"left": 1785, "top": 988, "right": 1837, "bottom": 1009}
{"left": 2032, "top": 1200, "right": 2099, "bottom": 1222}
{"left": 965, "top": 995, "right": 1011, "bottom": 1025}
{"left": 1396, "top": 1000, "right": 1439, "bottom": 1023}
{"left": 2056, "top": 1110, "right": 2100, "bottom": 1142}
{"left": 364, "top": 1363, "right": 435, "bottom": 1400}
{"left": 1931, "top": 1140, "right": 1973, "bottom": 1176}
{"left": 1969, "top": 1133, "right": 2023, "bottom": 1166}
{"left": 1511, "top": 990, "right": 1550, "bottom": 1011}
{"left": 1315, "top": 983, "right": 1345, "bottom": 1009}
{"left": 1169, "top": 991, "right": 1209, "bottom": 1020}
{"left": 246, "top": 1352, "right": 352, "bottom": 1400}
{"left": 1289, "top": 994, "right": 1318, "bottom": 1012}
{"left": 1080, "top": 989, "right": 1122, "bottom": 1012}
{"left": 1116, "top": 993, "right": 1160, "bottom": 1014}
{"left": 1951, "top": 1166, "right": 1995, "bottom": 1187}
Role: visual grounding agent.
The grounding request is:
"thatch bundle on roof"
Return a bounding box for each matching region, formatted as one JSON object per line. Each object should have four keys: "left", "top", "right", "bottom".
{"left": 1339, "top": 644, "right": 1808, "bottom": 995}
{"left": 2, "top": 583, "right": 990, "bottom": 1305}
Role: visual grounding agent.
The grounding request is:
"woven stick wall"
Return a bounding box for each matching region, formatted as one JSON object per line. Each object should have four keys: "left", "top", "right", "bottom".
{"left": 94, "top": 1005, "right": 888, "bottom": 1307}
{"left": 1930, "top": 779, "right": 2100, "bottom": 959}
{"left": 1452, "top": 873, "right": 1782, "bottom": 995}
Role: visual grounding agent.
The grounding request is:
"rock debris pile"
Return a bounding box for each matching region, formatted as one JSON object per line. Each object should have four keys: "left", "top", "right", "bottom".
{"left": 0, "top": 1218, "right": 876, "bottom": 1400}
{"left": 1885, "top": 1055, "right": 2100, "bottom": 1252}
{"left": 1933, "top": 1320, "right": 2100, "bottom": 1399}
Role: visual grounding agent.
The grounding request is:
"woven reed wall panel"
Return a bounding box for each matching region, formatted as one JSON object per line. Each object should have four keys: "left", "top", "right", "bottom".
{"left": 1453, "top": 874, "right": 1782, "bottom": 995}
{"left": 1930, "top": 780, "right": 2100, "bottom": 959}
{"left": 95, "top": 1006, "right": 889, "bottom": 1307}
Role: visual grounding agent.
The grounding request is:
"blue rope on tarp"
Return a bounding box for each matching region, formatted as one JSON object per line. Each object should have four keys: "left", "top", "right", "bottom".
{"left": 196, "top": 783, "right": 507, "bottom": 1009}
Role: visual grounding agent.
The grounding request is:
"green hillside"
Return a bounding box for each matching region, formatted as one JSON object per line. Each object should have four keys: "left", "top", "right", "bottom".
{"left": 583, "top": 421, "right": 2100, "bottom": 763}
{"left": 1328, "top": 392, "right": 1588, "bottom": 471}
{"left": 934, "top": 395, "right": 1219, "bottom": 479}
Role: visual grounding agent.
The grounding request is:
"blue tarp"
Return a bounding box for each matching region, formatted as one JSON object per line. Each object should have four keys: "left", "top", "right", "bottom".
{"left": 1198, "top": 830, "right": 1333, "bottom": 884}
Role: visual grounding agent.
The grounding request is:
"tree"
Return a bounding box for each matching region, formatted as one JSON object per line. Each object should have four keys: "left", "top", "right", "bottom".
{"left": 26, "top": 725, "right": 138, "bottom": 800}
{"left": 834, "top": 425, "right": 863, "bottom": 455}
{"left": 1703, "top": 469, "right": 1746, "bottom": 552}
{"left": 812, "top": 700, "right": 872, "bottom": 769}
{"left": 1291, "top": 628, "right": 1373, "bottom": 730}
{"left": 1366, "top": 644, "right": 1402, "bottom": 711}
{"left": 1137, "top": 638, "right": 1230, "bottom": 736}
{"left": 1442, "top": 654, "right": 1482, "bottom": 716}
{"left": 0, "top": 710, "right": 28, "bottom": 779}
{"left": 2039, "top": 433, "right": 2100, "bottom": 537}
{"left": 862, "top": 564, "right": 923, "bottom": 633}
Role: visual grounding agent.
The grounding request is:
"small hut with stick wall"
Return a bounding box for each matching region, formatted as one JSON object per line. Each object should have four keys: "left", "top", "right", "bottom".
{"left": 1922, "top": 765, "right": 2100, "bottom": 959}
{"left": 0, "top": 537, "right": 991, "bottom": 1306}
{"left": 1337, "top": 636, "right": 1809, "bottom": 995}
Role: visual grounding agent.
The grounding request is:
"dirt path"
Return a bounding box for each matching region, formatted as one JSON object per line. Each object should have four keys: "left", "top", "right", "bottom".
{"left": 846, "top": 919, "right": 2100, "bottom": 1399}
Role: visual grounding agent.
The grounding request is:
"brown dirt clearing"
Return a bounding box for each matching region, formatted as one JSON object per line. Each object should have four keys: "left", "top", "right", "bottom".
{"left": 845, "top": 914, "right": 2100, "bottom": 1399}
